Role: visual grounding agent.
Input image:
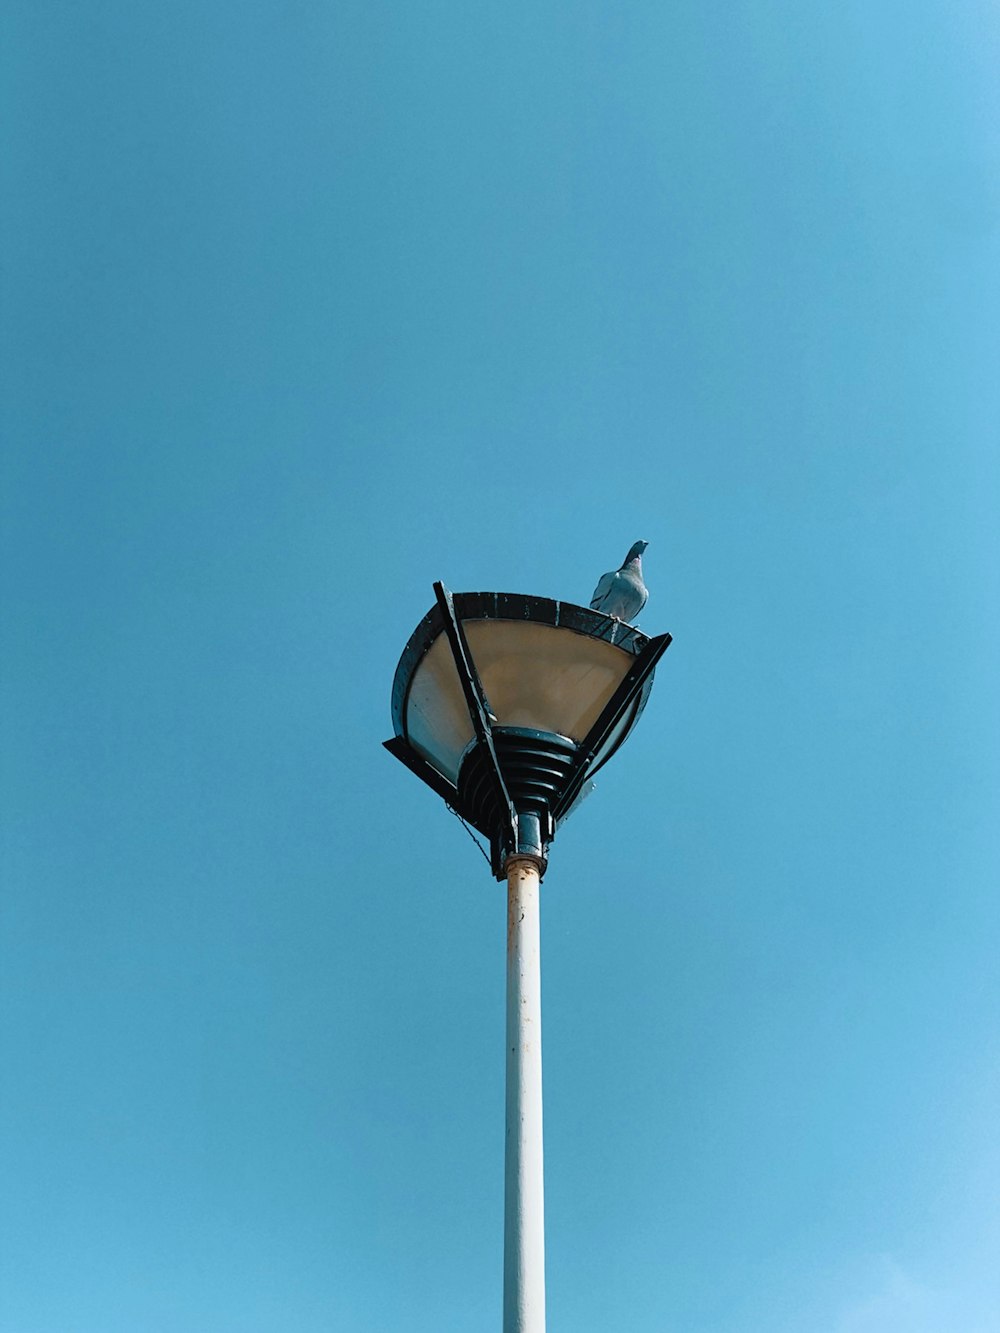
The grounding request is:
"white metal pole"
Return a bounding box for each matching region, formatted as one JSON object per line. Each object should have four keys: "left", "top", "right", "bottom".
{"left": 503, "top": 855, "right": 546, "bottom": 1333}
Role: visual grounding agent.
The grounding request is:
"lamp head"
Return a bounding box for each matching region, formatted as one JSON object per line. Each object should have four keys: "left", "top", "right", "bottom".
{"left": 384, "top": 587, "right": 671, "bottom": 877}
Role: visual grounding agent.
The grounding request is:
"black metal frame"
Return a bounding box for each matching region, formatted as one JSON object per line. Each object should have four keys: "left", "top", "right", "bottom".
{"left": 383, "top": 583, "right": 671, "bottom": 878}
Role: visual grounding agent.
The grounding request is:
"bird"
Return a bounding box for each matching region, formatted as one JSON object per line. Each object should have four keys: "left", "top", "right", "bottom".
{"left": 589, "top": 541, "right": 649, "bottom": 622}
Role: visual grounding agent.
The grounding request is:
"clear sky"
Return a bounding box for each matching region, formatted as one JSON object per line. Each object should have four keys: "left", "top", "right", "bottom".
{"left": 3, "top": 2, "right": 999, "bottom": 1330}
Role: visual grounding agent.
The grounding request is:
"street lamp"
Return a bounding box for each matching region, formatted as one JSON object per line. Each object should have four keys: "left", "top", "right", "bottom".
{"left": 384, "top": 582, "right": 671, "bottom": 1333}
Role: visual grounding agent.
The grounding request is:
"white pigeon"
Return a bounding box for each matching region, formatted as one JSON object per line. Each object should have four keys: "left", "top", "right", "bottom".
{"left": 589, "top": 541, "right": 649, "bottom": 622}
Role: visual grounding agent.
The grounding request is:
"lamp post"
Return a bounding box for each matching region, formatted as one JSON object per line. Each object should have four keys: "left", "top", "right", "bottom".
{"left": 384, "top": 584, "right": 670, "bottom": 1332}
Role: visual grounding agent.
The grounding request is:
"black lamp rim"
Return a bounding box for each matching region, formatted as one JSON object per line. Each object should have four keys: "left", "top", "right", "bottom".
{"left": 390, "top": 591, "right": 652, "bottom": 741}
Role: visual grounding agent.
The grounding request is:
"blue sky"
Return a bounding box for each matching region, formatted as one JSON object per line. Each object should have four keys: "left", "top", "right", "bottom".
{"left": 2, "top": 2, "right": 999, "bottom": 1329}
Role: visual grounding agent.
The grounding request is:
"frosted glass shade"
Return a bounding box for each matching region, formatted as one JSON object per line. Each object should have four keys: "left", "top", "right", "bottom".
{"left": 395, "top": 596, "right": 651, "bottom": 785}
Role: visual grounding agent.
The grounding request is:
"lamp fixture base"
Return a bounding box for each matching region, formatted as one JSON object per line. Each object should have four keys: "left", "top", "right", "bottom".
{"left": 458, "top": 727, "right": 577, "bottom": 879}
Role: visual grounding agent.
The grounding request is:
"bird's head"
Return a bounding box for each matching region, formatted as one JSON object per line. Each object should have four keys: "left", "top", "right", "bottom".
{"left": 624, "top": 540, "right": 648, "bottom": 564}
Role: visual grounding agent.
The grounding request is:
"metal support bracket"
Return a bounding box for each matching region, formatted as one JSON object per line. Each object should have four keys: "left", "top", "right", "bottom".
{"left": 382, "top": 736, "right": 462, "bottom": 809}
{"left": 552, "top": 631, "right": 672, "bottom": 822}
{"left": 433, "top": 581, "right": 518, "bottom": 855}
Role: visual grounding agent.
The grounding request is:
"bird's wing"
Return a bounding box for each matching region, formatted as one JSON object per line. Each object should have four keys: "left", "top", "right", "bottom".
{"left": 589, "top": 570, "right": 616, "bottom": 608}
